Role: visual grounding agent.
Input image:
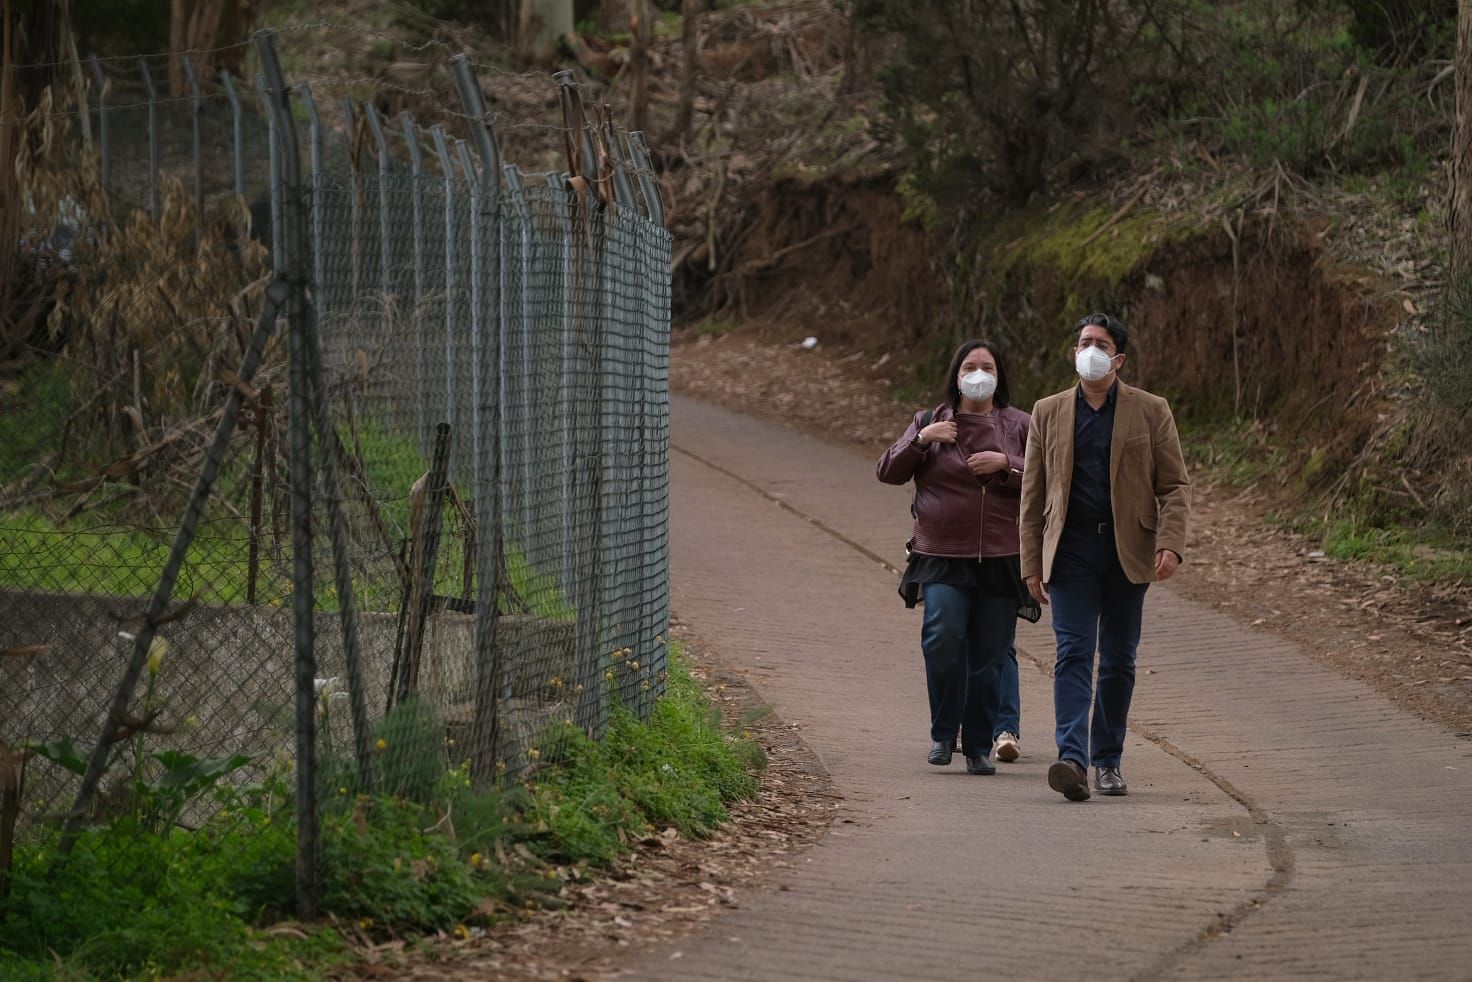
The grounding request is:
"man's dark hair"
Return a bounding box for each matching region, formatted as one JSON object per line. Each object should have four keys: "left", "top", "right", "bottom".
{"left": 945, "top": 339, "right": 1011, "bottom": 409}
{"left": 1074, "top": 312, "right": 1129, "bottom": 355}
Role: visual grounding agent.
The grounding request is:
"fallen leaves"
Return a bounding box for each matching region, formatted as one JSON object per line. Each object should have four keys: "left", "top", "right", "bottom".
{"left": 371, "top": 619, "right": 839, "bottom": 981}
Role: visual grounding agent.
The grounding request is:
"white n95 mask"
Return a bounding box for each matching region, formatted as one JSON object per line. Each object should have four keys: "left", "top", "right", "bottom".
{"left": 959, "top": 370, "right": 997, "bottom": 401}
{"left": 1075, "top": 346, "right": 1114, "bottom": 382}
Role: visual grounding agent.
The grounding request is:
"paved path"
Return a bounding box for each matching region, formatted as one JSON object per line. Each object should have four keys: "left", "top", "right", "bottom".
{"left": 620, "top": 395, "right": 1472, "bottom": 981}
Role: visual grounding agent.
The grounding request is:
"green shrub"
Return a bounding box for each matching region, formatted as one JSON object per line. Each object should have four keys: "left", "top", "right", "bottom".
{"left": 317, "top": 796, "right": 490, "bottom": 934}
{"left": 526, "top": 649, "right": 762, "bottom": 863}
{"left": 1418, "top": 277, "right": 1472, "bottom": 417}
{"left": 0, "top": 811, "right": 338, "bottom": 980}
{"left": 371, "top": 697, "right": 448, "bottom": 802}
{"left": 0, "top": 644, "right": 760, "bottom": 975}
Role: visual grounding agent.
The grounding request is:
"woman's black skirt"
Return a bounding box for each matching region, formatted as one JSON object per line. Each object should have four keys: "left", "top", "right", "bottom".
{"left": 898, "top": 552, "right": 1041, "bottom": 623}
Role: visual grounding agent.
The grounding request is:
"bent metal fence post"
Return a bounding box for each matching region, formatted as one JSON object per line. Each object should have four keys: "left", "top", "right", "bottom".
{"left": 451, "top": 54, "right": 508, "bottom": 788}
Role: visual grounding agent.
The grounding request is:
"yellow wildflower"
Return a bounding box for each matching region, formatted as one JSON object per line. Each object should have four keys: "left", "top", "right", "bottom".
{"left": 146, "top": 637, "right": 168, "bottom": 676}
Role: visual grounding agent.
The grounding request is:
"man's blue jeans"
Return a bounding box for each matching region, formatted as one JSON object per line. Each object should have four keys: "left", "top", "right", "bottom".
{"left": 1049, "top": 527, "right": 1149, "bottom": 769}
{"left": 920, "top": 583, "right": 1016, "bottom": 758}
{"left": 995, "top": 644, "right": 1020, "bottom": 739}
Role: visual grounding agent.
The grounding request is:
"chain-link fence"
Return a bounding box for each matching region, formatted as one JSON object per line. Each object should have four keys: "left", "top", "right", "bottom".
{"left": 1, "top": 31, "right": 670, "bottom": 912}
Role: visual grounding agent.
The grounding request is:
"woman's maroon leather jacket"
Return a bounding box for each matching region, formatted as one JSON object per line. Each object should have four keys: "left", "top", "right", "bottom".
{"left": 876, "top": 403, "right": 1030, "bottom": 559}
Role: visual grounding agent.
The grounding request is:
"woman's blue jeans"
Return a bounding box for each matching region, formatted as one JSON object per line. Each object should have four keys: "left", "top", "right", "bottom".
{"left": 995, "top": 644, "right": 1020, "bottom": 739}
{"left": 1048, "top": 528, "right": 1149, "bottom": 769}
{"left": 920, "top": 583, "right": 1017, "bottom": 758}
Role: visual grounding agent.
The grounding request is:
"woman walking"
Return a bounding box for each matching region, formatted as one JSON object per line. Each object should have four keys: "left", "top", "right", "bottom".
{"left": 877, "top": 339, "right": 1035, "bottom": 774}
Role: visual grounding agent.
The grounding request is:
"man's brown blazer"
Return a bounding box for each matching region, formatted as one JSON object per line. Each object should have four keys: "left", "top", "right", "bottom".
{"left": 1019, "top": 381, "right": 1191, "bottom": 585}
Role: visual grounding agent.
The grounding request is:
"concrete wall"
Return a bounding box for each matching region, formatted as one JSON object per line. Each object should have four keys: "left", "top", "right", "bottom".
{"left": 0, "top": 587, "right": 574, "bottom": 821}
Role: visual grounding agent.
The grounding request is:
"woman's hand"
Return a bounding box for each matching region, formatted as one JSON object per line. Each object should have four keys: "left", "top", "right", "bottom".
{"left": 918, "top": 420, "right": 956, "bottom": 446}
{"left": 965, "top": 450, "right": 1010, "bottom": 476}
{"left": 1025, "top": 575, "right": 1049, "bottom": 606}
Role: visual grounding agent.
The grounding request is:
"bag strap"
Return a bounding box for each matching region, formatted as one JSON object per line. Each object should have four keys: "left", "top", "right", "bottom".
{"left": 910, "top": 407, "right": 938, "bottom": 520}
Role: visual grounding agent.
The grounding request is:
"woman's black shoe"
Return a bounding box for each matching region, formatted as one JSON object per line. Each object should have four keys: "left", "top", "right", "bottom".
{"left": 927, "top": 741, "right": 954, "bottom": 765}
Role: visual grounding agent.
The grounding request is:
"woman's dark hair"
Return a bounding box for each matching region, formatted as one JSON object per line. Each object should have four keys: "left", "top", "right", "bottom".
{"left": 1073, "top": 312, "right": 1129, "bottom": 354}
{"left": 945, "top": 339, "right": 1011, "bottom": 409}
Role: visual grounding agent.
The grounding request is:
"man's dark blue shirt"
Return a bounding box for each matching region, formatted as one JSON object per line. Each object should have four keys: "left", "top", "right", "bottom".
{"left": 1067, "top": 382, "right": 1117, "bottom": 528}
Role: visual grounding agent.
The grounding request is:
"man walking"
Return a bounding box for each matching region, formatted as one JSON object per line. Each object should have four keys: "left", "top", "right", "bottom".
{"left": 1019, "top": 313, "right": 1190, "bottom": 802}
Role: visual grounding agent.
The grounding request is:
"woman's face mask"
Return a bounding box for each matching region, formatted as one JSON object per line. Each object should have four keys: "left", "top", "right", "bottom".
{"left": 959, "top": 369, "right": 997, "bottom": 401}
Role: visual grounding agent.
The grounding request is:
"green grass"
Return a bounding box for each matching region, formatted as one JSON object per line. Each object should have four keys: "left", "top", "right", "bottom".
{"left": 692, "top": 316, "right": 738, "bottom": 339}
{"left": 524, "top": 650, "right": 763, "bottom": 863}
{"left": 1182, "top": 420, "right": 1472, "bottom": 587}
{"left": 1178, "top": 418, "right": 1288, "bottom": 489}
{"left": 0, "top": 806, "right": 351, "bottom": 980}
{"left": 0, "top": 511, "right": 256, "bottom": 601}
{"left": 1, "top": 644, "right": 759, "bottom": 979}
{"left": 0, "top": 380, "right": 574, "bottom": 620}
{"left": 1309, "top": 518, "right": 1472, "bottom": 585}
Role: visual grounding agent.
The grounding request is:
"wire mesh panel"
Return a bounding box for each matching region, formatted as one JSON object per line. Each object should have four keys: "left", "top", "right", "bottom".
{"left": 0, "top": 106, "right": 288, "bottom": 836}
{"left": 1, "top": 39, "right": 669, "bottom": 914}
{"left": 4, "top": 40, "right": 668, "bottom": 853}
{"left": 307, "top": 171, "right": 673, "bottom": 772}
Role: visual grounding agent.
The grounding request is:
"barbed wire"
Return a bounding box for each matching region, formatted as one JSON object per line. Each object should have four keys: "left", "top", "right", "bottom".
{"left": 5, "top": 45, "right": 245, "bottom": 73}
{"left": 8, "top": 25, "right": 605, "bottom": 101}
{"left": 2, "top": 34, "right": 661, "bottom": 181}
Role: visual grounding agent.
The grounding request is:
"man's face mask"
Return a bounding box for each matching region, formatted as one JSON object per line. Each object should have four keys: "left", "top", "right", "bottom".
{"left": 1074, "top": 345, "right": 1115, "bottom": 382}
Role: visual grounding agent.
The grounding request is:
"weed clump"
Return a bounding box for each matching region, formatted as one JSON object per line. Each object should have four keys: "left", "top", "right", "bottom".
{"left": 0, "top": 644, "right": 760, "bottom": 977}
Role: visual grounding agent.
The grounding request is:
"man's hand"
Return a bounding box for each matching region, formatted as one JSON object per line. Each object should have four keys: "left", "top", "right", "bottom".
{"left": 1155, "top": 549, "right": 1181, "bottom": 581}
{"left": 1025, "top": 575, "right": 1049, "bottom": 606}
{"left": 966, "top": 451, "right": 1010, "bottom": 476}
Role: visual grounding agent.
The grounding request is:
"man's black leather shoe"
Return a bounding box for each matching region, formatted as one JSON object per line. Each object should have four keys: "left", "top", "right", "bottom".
{"left": 927, "top": 741, "right": 953, "bottom": 766}
{"left": 965, "top": 753, "right": 996, "bottom": 775}
{"left": 1095, "top": 766, "right": 1128, "bottom": 796}
{"left": 1047, "top": 758, "right": 1091, "bottom": 801}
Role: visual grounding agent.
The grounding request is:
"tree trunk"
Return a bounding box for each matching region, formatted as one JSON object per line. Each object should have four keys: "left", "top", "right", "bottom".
{"left": 1, "top": 0, "right": 23, "bottom": 360}
{"left": 665, "top": 0, "right": 701, "bottom": 143}
{"left": 1452, "top": 0, "right": 1472, "bottom": 277}
{"left": 169, "top": 0, "right": 229, "bottom": 97}
{"left": 218, "top": 0, "right": 252, "bottom": 77}
{"left": 839, "top": 2, "right": 863, "bottom": 96}
{"left": 168, "top": 0, "right": 189, "bottom": 96}
{"left": 627, "top": 0, "right": 653, "bottom": 134}
{"left": 15, "top": 0, "right": 68, "bottom": 106}
{"left": 517, "top": 0, "right": 575, "bottom": 63}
